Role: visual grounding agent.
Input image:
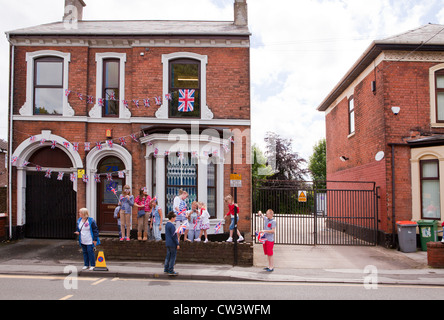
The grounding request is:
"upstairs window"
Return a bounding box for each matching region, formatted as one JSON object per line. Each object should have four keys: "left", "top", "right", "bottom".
{"left": 34, "top": 57, "right": 64, "bottom": 115}
{"left": 103, "top": 59, "right": 120, "bottom": 117}
{"left": 349, "top": 96, "right": 355, "bottom": 134}
{"left": 435, "top": 70, "right": 444, "bottom": 122}
{"left": 168, "top": 59, "right": 201, "bottom": 118}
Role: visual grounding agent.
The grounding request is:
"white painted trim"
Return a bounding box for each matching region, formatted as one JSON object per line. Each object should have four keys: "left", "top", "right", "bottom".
{"left": 157, "top": 52, "right": 213, "bottom": 120}
{"left": 85, "top": 144, "right": 132, "bottom": 221}
{"left": 11, "top": 130, "right": 83, "bottom": 227}
{"left": 89, "top": 52, "right": 131, "bottom": 119}
{"left": 20, "top": 50, "right": 74, "bottom": 117}
{"left": 429, "top": 63, "right": 444, "bottom": 126}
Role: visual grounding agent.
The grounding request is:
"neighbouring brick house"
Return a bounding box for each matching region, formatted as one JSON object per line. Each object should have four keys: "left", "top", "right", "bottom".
{"left": 6, "top": 0, "right": 251, "bottom": 240}
{"left": 0, "top": 139, "right": 7, "bottom": 240}
{"left": 318, "top": 24, "right": 444, "bottom": 246}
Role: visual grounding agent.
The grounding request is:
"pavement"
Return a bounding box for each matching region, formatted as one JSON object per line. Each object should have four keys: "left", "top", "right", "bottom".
{"left": 1, "top": 238, "right": 444, "bottom": 286}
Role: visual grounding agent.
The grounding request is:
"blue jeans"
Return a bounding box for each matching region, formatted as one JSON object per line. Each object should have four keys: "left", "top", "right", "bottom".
{"left": 153, "top": 223, "right": 162, "bottom": 241}
{"left": 81, "top": 244, "right": 95, "bottom": 267}
{"left": 164, "top": 246, "right": 177, "bottom": 273}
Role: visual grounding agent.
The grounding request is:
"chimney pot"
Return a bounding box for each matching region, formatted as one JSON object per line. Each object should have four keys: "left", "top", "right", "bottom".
{"left": 234, "top": 0, "right": 248, "bottom": 26}
{"left": 63, "top": 0, "right": 86, "bottom": 22}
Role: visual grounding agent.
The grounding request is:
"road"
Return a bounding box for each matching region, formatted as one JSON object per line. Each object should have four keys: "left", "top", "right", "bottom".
{"left": 0, "top": 274, "right": 443, "bottom": 302}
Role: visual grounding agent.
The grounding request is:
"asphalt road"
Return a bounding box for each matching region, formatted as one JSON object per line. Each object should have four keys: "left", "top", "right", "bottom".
{"left": 1, "top": 274, "right": 443, "bottom": 301}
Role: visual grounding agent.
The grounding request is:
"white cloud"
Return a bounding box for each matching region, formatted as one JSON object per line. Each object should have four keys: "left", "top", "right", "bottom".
{"left": 0, "top": 0, "right": 442, "bottom": 164}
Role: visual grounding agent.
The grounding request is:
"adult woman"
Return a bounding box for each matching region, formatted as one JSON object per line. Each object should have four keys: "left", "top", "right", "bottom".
{"left": 119, "top": 185, "right": 134, "bottom": 241}
{"left": 135, "top": 187, "right": 151, "bottom": 241}
{"left": 74, "top": 208, "right": 100, "bottom": 270}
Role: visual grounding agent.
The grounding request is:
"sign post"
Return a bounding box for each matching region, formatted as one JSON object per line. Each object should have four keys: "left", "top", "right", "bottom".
{"left": 230, "top": 174, "right": 242, "bottom": 266}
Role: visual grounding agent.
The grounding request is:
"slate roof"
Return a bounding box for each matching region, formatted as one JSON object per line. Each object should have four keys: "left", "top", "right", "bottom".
{"left": 6, "top": 20, "right": 250, "bottom": 37}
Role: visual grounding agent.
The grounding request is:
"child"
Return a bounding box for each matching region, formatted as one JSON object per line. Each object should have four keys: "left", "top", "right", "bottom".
{"left": 150, "top": 198, "right": 163, "bottom": 241}
{"left": 223, "top": 195, "right": 244, "bottom": 242}
{"left": 173, "top": 189, "right": 188, "bottom": 241}
{"left": 119, "top": 185, "right": 134, "bottom": 241}
{"left": 258, "top": 209, "right": 276, "bottom": 272}
{"left": 164, "top": 211, "right": 180, "bottom": 276}
{"left": 185, "top": 201, "right": 199, "bottom": 242}
{"left": 74, "top": 208, "right": 100, "bottom": 271}
{"left": 196, "top": 202, "right": 210, "bottom": 243}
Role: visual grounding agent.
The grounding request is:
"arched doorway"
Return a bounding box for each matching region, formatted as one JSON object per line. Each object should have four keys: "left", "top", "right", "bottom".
{"left": 25, "top": 147, "right": 77, "bottom": 239}
{"left": 97, "top": 156, "right": 125, "bottom": 232}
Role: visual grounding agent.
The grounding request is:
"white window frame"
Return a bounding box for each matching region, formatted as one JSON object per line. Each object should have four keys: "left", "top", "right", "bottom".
{"left": 20, "top": 50, "right": 74, "bottom": 117}
{"left": 156, "top": 52, "right": 213, "bottom": 120}
{"left": 430, "top": 63, "right": 444, "bottom": 127}
{"left": 89, "top": 52, "right": 130, "bottom": 119}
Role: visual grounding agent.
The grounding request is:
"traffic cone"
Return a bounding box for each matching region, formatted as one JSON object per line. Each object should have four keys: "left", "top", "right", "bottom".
{"left": 94, "top": 251, "right": 109, "bottom": 271}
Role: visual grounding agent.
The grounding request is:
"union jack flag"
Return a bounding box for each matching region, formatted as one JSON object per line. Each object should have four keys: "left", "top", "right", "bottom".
{"left": 178, "top": 89, "right": 195, "bottom": 112}
{"left": 70, "top": 173, "right": 76, "bottom": 182}
{"left": 63, "top": 142, "right": 70, "bottom": 149}
{"left": 143, "top": 99, "right": 150, "bottom": 108}
{"left": 65, "top": 89, "right": 71, "bottom": 97}
{"left": 29, "top": 136, "right": 36, "bottom": 143}
{"left": 132, "top": 99, "right": 140, "bottom": 108}
{"left": 51, "top": 141, "right": 57, "bottom": 149}
{"left": 57, "top": 172, "right": 64, "bottom": 181}
{"left": 21, "top": 161, "right": 30, "bottom": 167}
{"left": 255, "top": 231, "right": 267, "bottom": 244}
{"left": 45, "top": 169, "right": 52, "bottom": 179}
{"left": 107, "top": 140, "right": 113, "bottom": 148}
{"left": 87, "top": 96, "right": 94, "bottom": 104}
{"left": 84, "top": 142, "right": 91, "bottom": 151}
{"left": 40, "top": 139, "right": 46, "bottom": 145}
{"left": 94, "top": 174, "right": 101, "bottom": 183}
{"left": 82, "top": 174, "right": 89, "bottom": 183}
{"left": 176, "top": 222, "right": 187, "bottom": 235}
{"left": 108, "top": 92, "right": 116, "bottom": 101}
{"left": 98, "top": 98, "right": 104, "bottom": 107}
{"left": 36, "top": 165, "right": 42, "bottom": 172}
{"left": 165, "top": 93, "right": 172, "bottom": 101}
{"left": 118, "top": 171, "right": 125, "bottom": 178}
{"left": 214, "top": 221, "right": 222, "bottom": 234}
{"left": 154, "top": 96, "right": 162, "bottom": 106}
{"left": 106, "top": 173, "right": 113, "bottom": 181}
{"left": 110, "top": 187, "right": 117, "bottom": 195}
{"left": 119, "top": 137, "right": 126, "bottom": 146}
{"left": 11, "top": 156, "right": 18, "bottom": 165}
{"left": 77, "top": 93, "right": 84, "bottom": 101}
{"left": 122, "top": 100, "right": 129, "bottom": 108}
{"left": 73, "top": 142, "right": 79, "bottom": 151}
{"left": 96, "top": 142, "right": 103, "bottom": 150}
{"left": 130, "top": 134, "right": 138, "bottom": 142}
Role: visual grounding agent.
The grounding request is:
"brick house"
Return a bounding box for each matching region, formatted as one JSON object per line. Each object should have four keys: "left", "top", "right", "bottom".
{"left": 318, "top": 24, "right": 444, "bottom": 246}
{"left": 6, "top": 0, "right": 251, "bottom": 239}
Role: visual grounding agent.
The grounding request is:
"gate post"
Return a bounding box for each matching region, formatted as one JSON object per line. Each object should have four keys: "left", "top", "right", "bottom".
{"left": 313, "top": 188, "right": 317, "bottom": 246}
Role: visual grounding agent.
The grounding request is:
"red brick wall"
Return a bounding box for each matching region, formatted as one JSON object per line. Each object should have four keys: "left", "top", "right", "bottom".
{"left": 325, "top": 59, "right": 444, "bottom": 235}
{"left": 10, "top": 42, "right": 251, "bottom": 237}
{"left": 427, "top": 242, "right": 444, "bottom": 268}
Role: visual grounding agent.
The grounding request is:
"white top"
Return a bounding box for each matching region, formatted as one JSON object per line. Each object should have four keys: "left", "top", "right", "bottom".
{"left": 199, "top": 209, "right": 210, "bottom": 225}
{"left": 79, "top": 219, "right": 93, "bottom": 245}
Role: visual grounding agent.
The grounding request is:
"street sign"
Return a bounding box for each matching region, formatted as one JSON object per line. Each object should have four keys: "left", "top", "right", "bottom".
{"left": 230, "top": 174, "right": 242, "bottom": 188}
{"left": 77, "top": 169, "right": 85, "bottom": 179}
{"left": 298, "top": 190, "right": 307, "bottom": 202}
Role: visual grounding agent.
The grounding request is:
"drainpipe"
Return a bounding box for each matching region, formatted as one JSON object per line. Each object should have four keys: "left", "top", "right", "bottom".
{"left": 388, "top": 142, "right": 409, "bottom": 248}
{"left": 7, "top": 43, "right": 14, "bottom": 240}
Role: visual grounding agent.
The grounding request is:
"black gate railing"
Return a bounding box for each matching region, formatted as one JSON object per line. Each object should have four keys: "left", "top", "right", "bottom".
{"left": 252, "top": 181, "right": 379, "bottom": 246}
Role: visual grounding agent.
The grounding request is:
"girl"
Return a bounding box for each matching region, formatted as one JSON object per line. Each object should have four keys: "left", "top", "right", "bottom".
{"left": 185, "top": 201, "right": 200, "bottom": 242}
{"left": 75, "top": 208, "right": 100, "bottom": 271}
{"left": 224, "top": 195, "right": 244, "bottom": 242}
{"left": 119, "top": 185, "right": 134, "bottom": 241}
{"left": 197, "top": 202, "right": 210, "bottom": 243}
{"left": 150, "top": 197, "right": 163, "bottom": 241}
{"left": 173, "top": 189, "right": 188, "bottom": 241}
{"left": 134, "top": 187, "right": 151, "bottom": 241}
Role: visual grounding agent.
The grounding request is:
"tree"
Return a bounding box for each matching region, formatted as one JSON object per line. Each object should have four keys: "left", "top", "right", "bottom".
{"left": 264, "top": 132, "right": 308, "bottom": 181}
{"left": 308, "top": 138, "right": 326, "bottom": 188}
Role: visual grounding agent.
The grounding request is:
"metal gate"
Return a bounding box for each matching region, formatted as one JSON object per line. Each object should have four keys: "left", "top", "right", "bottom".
{"left": 252, "top": 181, "right": 379, "bottom": 246}
{"left": 26, "top": 172, "right": 77, "bottom": 239}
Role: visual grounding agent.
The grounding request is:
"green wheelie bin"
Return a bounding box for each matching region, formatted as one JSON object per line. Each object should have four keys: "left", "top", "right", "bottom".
{"left": 417, "top": 220, "right": 439, "bottom": 251}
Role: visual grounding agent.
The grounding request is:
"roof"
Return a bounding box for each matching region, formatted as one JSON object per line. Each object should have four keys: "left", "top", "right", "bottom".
{"left": 0, "top": 139, "right": 7, "bottom": 152}
{"left": 317, "top": 24, "right": 444, "bottom": 112}
{"left": 6, "top": 20, "right": 251, "bottom": 37}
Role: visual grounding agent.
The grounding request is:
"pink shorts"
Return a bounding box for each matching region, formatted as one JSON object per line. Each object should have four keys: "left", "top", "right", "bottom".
{"left": 263, "top": 241, "right": 274, "bottom": 256}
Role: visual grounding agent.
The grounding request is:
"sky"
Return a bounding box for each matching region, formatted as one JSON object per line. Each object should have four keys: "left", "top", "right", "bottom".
{"left": 1, "top": 0, "right": 444, "bottom": 164}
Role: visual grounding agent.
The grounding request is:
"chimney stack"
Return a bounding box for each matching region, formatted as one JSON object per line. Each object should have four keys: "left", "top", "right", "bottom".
{"left": 234, "top": 0, "right": 248, "bottom": 26}
{"left": 63, "top": 0, "right": 86, "bottom": 22}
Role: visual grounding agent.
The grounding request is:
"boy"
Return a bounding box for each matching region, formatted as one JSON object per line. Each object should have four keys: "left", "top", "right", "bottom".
{"left": 258, "top": 209, "right": 276, "bottom": 272}
{"left": 164, "top": 211, "right": 180, "bottom": 276}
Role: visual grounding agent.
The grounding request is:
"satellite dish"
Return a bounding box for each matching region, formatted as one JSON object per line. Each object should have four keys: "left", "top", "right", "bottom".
{"left": 375, "top": 151, "right": 385, "bottom": 161}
